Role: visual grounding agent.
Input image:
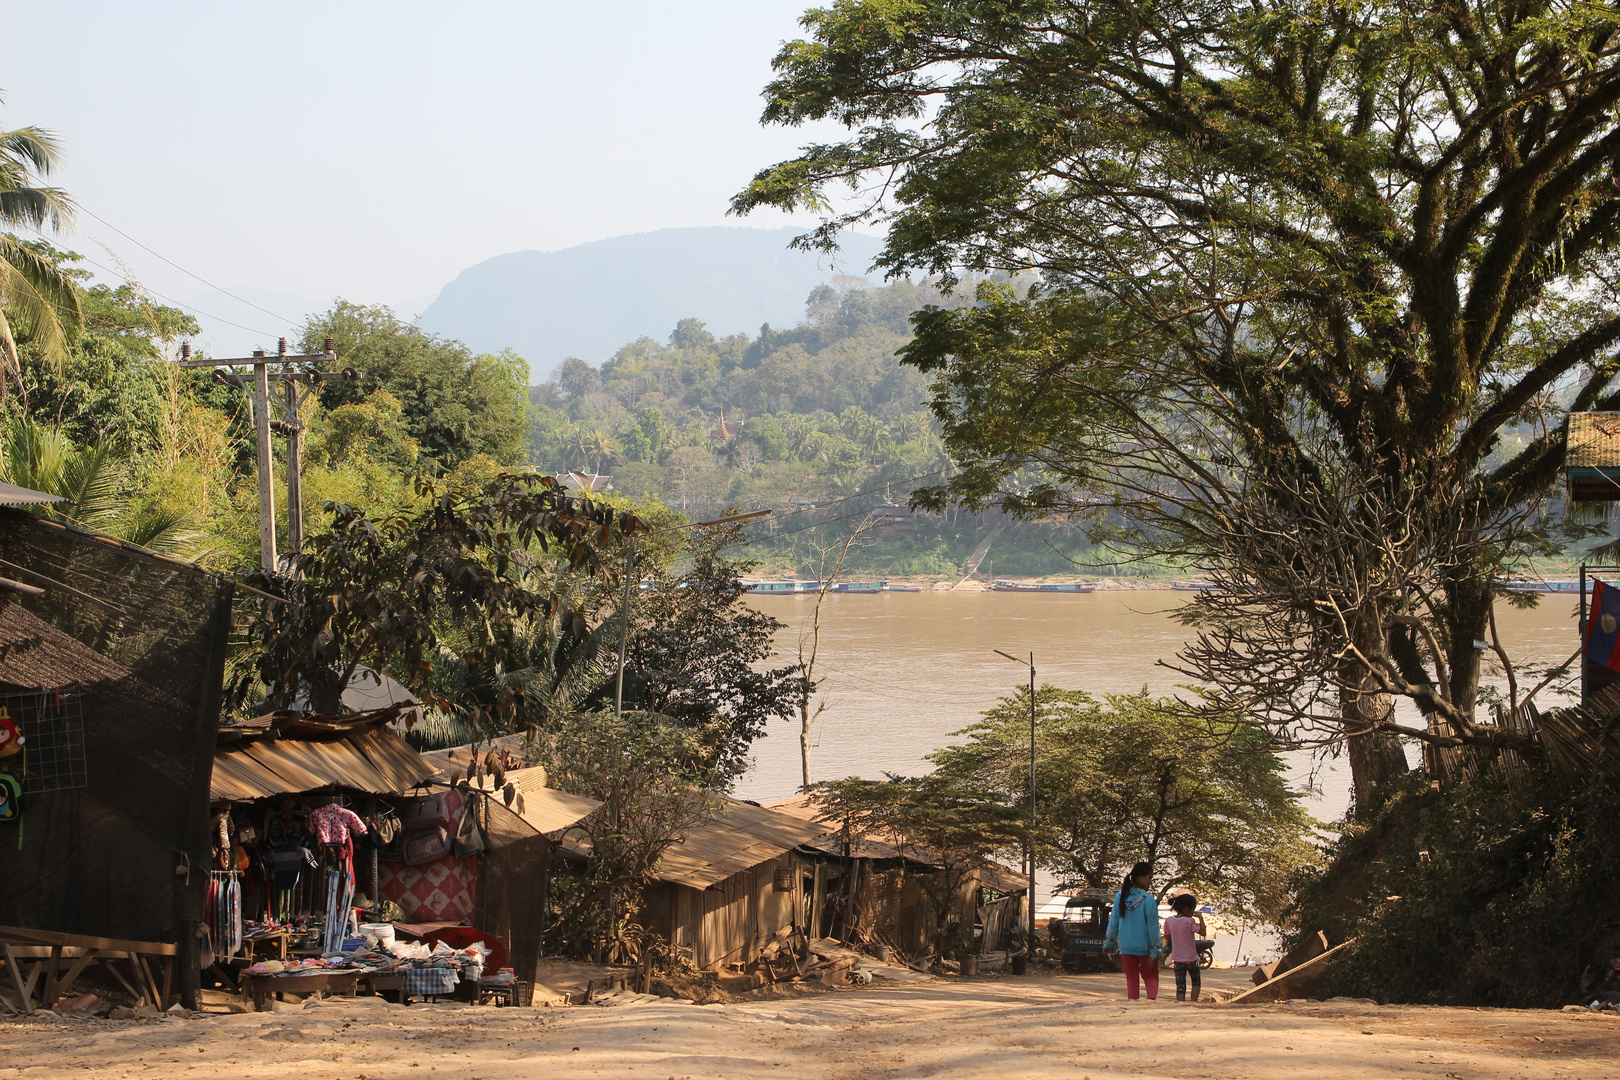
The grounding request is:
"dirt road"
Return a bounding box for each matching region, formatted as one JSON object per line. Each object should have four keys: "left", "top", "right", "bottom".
{"left": 3, "top": 969, "right": 1616, "bottom": 1080}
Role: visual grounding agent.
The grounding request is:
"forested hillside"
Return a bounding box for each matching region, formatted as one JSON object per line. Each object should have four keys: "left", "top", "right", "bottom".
{"left": 0, "top": 243, "right": 1111, "bottom": 579}
{"left": 525, "top": 276, "right": 1119, "bottom": 578}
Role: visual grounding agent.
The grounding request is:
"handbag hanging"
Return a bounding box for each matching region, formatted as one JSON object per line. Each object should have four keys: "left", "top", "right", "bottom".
{"left": 452, "top": 792, "right": 486, "bottom": 858}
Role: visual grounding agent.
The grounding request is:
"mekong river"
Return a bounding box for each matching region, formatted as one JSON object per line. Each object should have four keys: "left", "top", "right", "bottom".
{"left": 734, "top": 588, "right": 1581, "bottom": 942}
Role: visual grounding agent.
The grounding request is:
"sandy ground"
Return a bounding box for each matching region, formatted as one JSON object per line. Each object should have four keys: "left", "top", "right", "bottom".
{"left": 3, "top": 969, "right": 1616, "bottom": 1080}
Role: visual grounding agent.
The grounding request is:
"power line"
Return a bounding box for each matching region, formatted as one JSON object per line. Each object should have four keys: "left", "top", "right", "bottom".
{"left": 76, "top": 207, "right": 301, "bottom": 326}
{"left": 74, "top": 253, "right": 282, "bottom": 339}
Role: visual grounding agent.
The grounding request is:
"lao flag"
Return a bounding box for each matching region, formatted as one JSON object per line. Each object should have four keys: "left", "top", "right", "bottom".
{"left": 1585, "top": 579, "right": 1620, "bottom": 670}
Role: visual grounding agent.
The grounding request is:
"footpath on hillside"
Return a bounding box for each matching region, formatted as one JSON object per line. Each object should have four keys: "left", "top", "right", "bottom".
{"left": 3, "top": 969, "right": 1617, "bottom": 1080}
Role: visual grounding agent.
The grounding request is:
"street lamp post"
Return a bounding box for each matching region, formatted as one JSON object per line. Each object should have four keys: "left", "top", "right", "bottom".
{"left": 994, "top": 648, "right": 1037, "bottom": 961}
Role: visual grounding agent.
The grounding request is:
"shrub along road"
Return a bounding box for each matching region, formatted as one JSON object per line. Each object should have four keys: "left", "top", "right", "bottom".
{"left": 2, "top": 970, "right": 1615, "bottom": 1079}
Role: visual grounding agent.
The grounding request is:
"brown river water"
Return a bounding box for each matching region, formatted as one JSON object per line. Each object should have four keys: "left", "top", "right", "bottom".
{"left": 734, "top": 588, "right": 1581, "bottom": 944}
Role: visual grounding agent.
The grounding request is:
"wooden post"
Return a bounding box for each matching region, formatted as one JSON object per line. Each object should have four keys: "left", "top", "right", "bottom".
{"left": 179, "top": 338, "right": 349, "bottom": 577}
{"left": 280, "top": 338, "right": 304, "bottom": 560}
{"left": 40, "top": 943, "right": 61, "bottom": 1007}
{"left": 286, "top": 384, "right": 303, "bottom": 558}
{"left": 3, "top": 945, "right": 34, "bottom": 1015}
{"left": 251, "top": 349, "right": 277, "bottom": 573}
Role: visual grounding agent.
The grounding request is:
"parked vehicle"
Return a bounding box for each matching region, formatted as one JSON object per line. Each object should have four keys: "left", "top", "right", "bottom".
{"left": 1160, "top": 937, "right": 1217, "bottom": 969}
{"left": 1050, "top": 892, "right": 1115, "bottom": 972}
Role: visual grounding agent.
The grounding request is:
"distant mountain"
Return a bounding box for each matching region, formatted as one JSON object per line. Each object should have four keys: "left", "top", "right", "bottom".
{"left": 418, "top": 226, "right": 887, "bottom": 380}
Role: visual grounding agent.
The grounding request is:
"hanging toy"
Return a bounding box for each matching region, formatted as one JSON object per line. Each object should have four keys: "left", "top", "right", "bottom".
{"left": 0, "top": 771, "right": 20, "bottom": 824}
{"left": 0, "top": 709, "right": 23, "bottom": 760}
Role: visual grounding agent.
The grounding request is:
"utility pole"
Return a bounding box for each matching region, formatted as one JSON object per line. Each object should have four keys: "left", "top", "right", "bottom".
{"left": 179, "top": 338, "right": 358, "bottom": 573}
{"left": 995, "top": 648, "right": 1038, "bottom": 958}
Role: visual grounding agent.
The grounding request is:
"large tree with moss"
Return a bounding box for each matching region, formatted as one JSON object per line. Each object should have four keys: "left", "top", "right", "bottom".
{"left": 735, "top": 0, "right": 1620, "bottom": 808}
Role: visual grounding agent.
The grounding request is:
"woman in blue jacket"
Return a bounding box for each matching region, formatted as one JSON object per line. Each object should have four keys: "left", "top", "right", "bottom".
{"left": 1105, "top": 861, "right": 1160, "bottom": 1000}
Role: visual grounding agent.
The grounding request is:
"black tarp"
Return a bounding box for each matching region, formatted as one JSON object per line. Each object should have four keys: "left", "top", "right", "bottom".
{"left": 0, "top": 510, "right": 233, "bottom": 1004}
{"left": 477, "top": 798, "right": 550, "bottom": 994}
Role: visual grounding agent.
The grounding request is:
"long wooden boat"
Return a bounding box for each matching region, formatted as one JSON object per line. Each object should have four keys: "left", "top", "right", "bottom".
{"left": 832, "top": 581, "right": 890, "bottom": 594}
{"left": 741, "top": 580, "right": 821, "bottom": 594}
{"left": 990, "top": 580, "right": 1096, "bottom": 593}
{"left": 1171, "top": 580, "right": 1215, "bottom": 591}
{"left": 1504, "top": 578, "right": 1580, "bottom": 594}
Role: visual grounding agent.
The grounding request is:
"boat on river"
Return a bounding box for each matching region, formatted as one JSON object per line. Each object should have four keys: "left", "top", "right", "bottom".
{"left": 1504, "top": 578, "right": 1581, "bottom": 594}
{"left": 990, "top": 580, "right": 1096, "bottom": 593}
{"left": 832, "top": 580, "right": 890, "bottom": 594}
{"left": 1171, "top": 580, "right": 1215, "bottom": 591}
{"left": 742, "top": 580, "right": 821, "bottom": 594}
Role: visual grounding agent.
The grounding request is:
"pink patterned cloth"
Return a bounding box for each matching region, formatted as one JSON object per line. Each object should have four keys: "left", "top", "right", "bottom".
{"left": 307, "top": 805, "right": 368, "bottom": 845}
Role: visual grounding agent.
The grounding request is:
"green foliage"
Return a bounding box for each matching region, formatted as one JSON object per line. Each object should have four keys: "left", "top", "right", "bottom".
{"left": 812, "top": 771, "right": 1025, "bottom": 953}
{"left": 1310, "top": 770, "right": 1620, "bottom": 1007}
{"left": 604, "top": 522, "right": 801, "bottom": 784}
{"left": 302, "top": 301, "right": 528, "bottom": 472}
{"left": 235, "top": 473, "right": 644, "bottom": 725}
{"left": 932, "top": 688, "right": 1319, "bottom": 922}
{"left": 0, "top": 103, "right": 82, "bottom": 400}
{"left": 532, "top": 709, "right": 722, "bottom": 960}
{"left": 735, "top": 0, "right": 1620, "bottom": 787}
{"left": 524, "top": 279, "right": 950, "bottom": 515}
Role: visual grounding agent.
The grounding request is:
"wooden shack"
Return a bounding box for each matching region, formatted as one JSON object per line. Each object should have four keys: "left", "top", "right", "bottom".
{"left": 765, "top": 795, "right": 1028, "bottom": 958}
{"left": 636, "top": 800, "right": 824, "bottom": 970}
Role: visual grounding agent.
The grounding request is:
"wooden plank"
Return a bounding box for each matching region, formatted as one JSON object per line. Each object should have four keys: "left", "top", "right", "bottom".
{"left": 160, "top": 957, "right": 174, "bottom": 1009}
{"left": 3, "top": 945, "right": 34, "bottom": 1015}
{"left": 123, "top": 954, "right": 151, "bottom": 1006}
{"left": 0, "top": 924, "right": 180, "bottom": 957}
{"left": 53, "top": 949, "right": 100, "bottom": 1001}
{"left": 100, "top": 956, "right": 144, "bottom": 1003}
{"left": 136, "top": 954, "right": 163, "bottom": 1008}
{"left": 1226, "top": 939, "right": 1357, "bottom": 1004}
{"left": 207, "top": 963, "right": 239, "bottom": 994}
{"left": 19, "top": 960, "right": 43, "bottom": 1008}
{"left": 41, "top": 944, "right": 62, "bottom": 1007}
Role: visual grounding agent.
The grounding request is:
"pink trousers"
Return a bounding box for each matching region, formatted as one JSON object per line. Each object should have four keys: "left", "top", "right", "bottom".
{"left": 1121, "top": 953, "right": 1159, "bottom": 1000}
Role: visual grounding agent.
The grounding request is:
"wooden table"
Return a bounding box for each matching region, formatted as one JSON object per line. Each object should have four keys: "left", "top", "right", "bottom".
{"left": 0, "top": 924, "right": 177, "bottom": 1015}
{"left": 242, "top": 970, "right": 361, "bottom": 1011}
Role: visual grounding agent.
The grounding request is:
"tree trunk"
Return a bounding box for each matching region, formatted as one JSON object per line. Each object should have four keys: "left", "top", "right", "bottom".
{"left": 1341, "top": 662, "right": 1409, "bottom": 812}
{"left": 1444, "top": 577, "right": 1491, "bottom": 721}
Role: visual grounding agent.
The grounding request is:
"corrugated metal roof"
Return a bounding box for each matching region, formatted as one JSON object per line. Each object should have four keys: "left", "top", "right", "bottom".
{"left": 764, "top": 794, "right": 1029, "bottom": 895}
{"left": 469, "top": 766, "right": 602, "bottom": 834}
{"left": 0, "top": 482, "right": 65, "bottom": 507}
{"left": 419, "top": 733, "right": 532, "bottom": 778}
{"left": 654, "top": 799, "right": 826, "bottom": 890}
{"left": 1567, "top": 412, "right": 1620, "bottom": 469}
{"left": 211, "top": 726, "right": 435, "bottom": 801}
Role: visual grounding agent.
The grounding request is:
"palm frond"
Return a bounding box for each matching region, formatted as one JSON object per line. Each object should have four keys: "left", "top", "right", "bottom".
{"left": 54, "top": 438, "right": 126, "bottom": 530}
{"left": 114, "top": 503, "right": 209, "bottom": 559}
{"left": 0, "top": 234, "right": 83, "bottom": 357}
{"left": 0, "top": 127, "right": 67, "bottom": 177}
{"left": 0, "top": 186, "right": 74, "bottom": 233}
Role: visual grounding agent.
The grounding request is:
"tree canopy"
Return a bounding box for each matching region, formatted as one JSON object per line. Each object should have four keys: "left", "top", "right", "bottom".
{"left": 736, "top": 0, "right": 1620, "bottom": 805}
{"left": 303, "top": 301, "right": 529, "bottom": 473}
{"left": 932, "top": 687, "right": 1318, "bottom": 921}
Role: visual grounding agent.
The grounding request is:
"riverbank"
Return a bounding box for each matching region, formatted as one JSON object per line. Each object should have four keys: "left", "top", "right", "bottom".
{"left": 5, "top": 971, "right": 1614, "bottom": 1080}
{"left": 747, "top": 575, "right": 1193, "bottom": 591}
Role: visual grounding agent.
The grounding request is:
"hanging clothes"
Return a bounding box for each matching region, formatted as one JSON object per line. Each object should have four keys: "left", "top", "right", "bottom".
{"left": 308, "top": 804, "right": 368, "bottom": 846}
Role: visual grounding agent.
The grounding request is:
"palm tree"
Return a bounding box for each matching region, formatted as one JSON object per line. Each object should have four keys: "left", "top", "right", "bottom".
{"left": 0, "top": 419, "right": 204, "bottom": 557}
{"left": 587, "top": 428, "right": 616, "bottom": 475}
{"left": 1, "top": 106, "right": 82, "bottom": 404}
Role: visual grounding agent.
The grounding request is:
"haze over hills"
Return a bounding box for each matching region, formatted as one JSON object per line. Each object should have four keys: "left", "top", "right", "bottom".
{"left": 419, "top": 226, "right": 888, "bottom": 380}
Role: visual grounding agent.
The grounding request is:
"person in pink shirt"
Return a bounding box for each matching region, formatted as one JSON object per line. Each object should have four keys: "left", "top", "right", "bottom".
{"left": 1163, "top": 893, "right": 1207, "bottom": 1001}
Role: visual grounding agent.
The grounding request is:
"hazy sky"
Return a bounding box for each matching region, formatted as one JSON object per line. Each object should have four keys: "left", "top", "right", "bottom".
{"left": 0, "top": 1, "right": 846, "bottom": 350}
